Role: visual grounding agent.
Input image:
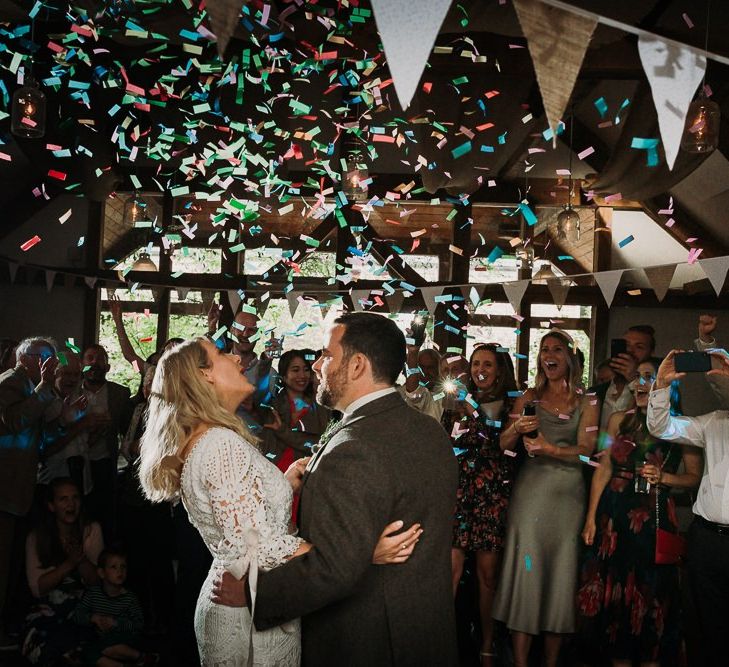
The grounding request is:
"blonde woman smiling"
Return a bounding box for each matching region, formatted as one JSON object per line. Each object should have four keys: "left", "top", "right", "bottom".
{"left": 138, "top": 338, "right": 418, "bottom": 667}
{"left": 493, "top": 329, "right": 599, "bottom": 667}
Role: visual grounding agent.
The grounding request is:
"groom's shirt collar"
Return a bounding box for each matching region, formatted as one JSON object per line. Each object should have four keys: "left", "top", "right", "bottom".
{"left": 343, "top": 387, "right": 397, "bottom": 416}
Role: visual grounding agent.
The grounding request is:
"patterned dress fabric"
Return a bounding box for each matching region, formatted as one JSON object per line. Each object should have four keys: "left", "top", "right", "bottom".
{"left": 442, "top": 399, "right": 514, "bottom": 552}
{"left": 181, "top": 427, "right": 303, "bottom": 666}
{"left": 577, "top": 428, "right": 682, "bottom": 663}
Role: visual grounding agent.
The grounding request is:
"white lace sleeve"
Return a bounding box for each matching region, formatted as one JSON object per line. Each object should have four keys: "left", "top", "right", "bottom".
{"left": 203, "top": 431, "right": 302, "bottom": 572}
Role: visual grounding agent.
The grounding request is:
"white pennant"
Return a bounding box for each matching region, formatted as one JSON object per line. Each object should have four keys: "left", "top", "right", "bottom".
{"left": 638, "top": 35, "right": 706, "bottom": 170}
{"left": 227, "top": 289, "right": 242, "bottom": 314}
{"left": 286, "top": 291, "right": 300, "bottom": 317}
{"left": 45, "top": 271, "right": 56, "bottom": 293}
{"left": 420, "top": 286, "right": 444, "bottom": 316}
{"left": 502, "top": 280, "right": 529, "bottom": 313}
{"left": 594, "top": 269, "right": 624, "bottom": 307}
{"left": 699, "top": 256, "right": 729, "bottom": 296}
{"left": 177, "top": 287, "right": 190, "bottom": 301}
{"left": 371, "top": 0, "right": 451, "bottom": 110}
{"left": 84, "top": 276, "right": 97, "bottom": 289}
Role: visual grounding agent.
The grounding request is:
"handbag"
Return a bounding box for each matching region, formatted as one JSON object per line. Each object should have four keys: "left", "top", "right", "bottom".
{"left": 654, "top": 445, "right": 686, "bottom": 564}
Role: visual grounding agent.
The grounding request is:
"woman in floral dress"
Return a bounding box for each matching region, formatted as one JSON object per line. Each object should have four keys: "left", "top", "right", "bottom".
{"left": 578, "top": 360, "right": 702, "bottom": 666}
{"left": 442, "top": 344, "right": 517, "bottom": 666}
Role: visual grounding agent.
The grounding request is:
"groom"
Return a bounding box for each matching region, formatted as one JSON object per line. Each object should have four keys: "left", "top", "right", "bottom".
{"left": 216, "top": 312, "right": 458, "bottom": 665}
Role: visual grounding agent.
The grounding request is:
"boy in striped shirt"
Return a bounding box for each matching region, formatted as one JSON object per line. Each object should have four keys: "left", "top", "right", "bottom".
{"left": 74, "top": 548, "right": 156, "bottom": 666}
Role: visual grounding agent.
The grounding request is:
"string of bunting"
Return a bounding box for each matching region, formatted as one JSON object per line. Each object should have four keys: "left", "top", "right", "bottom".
{"left": 3, "top": 254, "right": 728, "bottom": 315}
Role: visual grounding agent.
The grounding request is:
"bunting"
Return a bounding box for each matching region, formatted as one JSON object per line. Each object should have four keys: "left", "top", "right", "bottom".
{"left": 594, "top": 269, "right": 624, "bottom": 307}
{"left": 638, "top": 35, "right": 706, "bottom": 170}
{"left": 370, "top": 0, "right": 451, "bottom": 110}
{"left": 514, "top": 0, "right": 597, "bottom": 142}
{"left": 699, "top": 256, "right": 729, "bottom": 296}
{"left": 644, "top": 265, "right": 676, "bottom": 302}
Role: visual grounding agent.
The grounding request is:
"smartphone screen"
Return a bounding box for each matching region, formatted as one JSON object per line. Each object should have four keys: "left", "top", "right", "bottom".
{"left": 522, "top": 403, "right": 538, "bottom": 438}
{"left": 611, "top": 338, "right": 628, "bottom": 359}
{"left": 674, "top": 351, "right": 711, "bottom": 373}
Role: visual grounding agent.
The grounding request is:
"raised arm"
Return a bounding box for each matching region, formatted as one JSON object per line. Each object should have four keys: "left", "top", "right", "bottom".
{"left": 499, "top": 390, "right": 532, "bottom": 451}
{"left": 108, "top": 296, "right": 146, "bottom": 370}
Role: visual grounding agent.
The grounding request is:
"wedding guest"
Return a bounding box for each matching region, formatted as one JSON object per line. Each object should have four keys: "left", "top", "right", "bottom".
{"left": 22, "top": 477, "right": 103, "bottom": 665}
{"left": 269, "top": 349, "right": 331, "bottom": 471}
{"left": 578, "top": 360, "right": 701, "bottom": 666}
{"left": 494, "top": 329, "right": 599, "bottom": 667}
{"left": 442, "top": 344, "right": 517, "bottom": 666}
{"left": 647, "top": 349, "right": 729, "bottom": 667}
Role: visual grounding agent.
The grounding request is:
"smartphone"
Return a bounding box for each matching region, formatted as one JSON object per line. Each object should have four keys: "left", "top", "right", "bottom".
{"left": 674, "top": 351, "right": 711, "bottom": 373}
{"left": 409, "top": 314, "right": 429, "bottom": 347}
{"left": 611, "top": 338, "right": 628, "bottom": 359}
{"left": 522, "top": 403, "right": 538, "bottom": 438}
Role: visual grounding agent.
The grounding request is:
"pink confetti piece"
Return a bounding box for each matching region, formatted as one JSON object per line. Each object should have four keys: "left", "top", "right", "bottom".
{"left": 0, "top": 152, "right": 11, "bottom": 162}
{"left": 604, "top": 192, "right": 623, "bottom": 203}
{"left": 686, "top": 237, "right": 698, "bottom": 243}
{"left": 682, "top": 13, "right": 694, "bottom": 28}
{"left": 558, "top": 413, "right": 571, "bottom": 420}
{"left": 504, "top": 449, "right": 517, "bottom": 458}
{"left": 687, "top": 248, "right": 703, "bottom": 264}
{"left": 665, "top": 218, "right": 675, "bottom": 228}
{"left": 20, "top": 235, "right": 41, "bottom": 251}
{"left": 585, "top": 426, "right": 598, "bottom": 432}
{"left": 578, "top": 146, "right": 595, "bottom": 160}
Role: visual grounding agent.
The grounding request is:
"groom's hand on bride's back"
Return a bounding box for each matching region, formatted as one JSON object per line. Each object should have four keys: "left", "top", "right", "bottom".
{"left": 211, "top": 570, "right": 249, "bottom": 608}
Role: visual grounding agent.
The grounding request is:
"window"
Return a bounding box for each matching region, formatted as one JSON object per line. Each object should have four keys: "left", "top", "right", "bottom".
{"left": 171, "top": 247, "right": 222, "bottom": 274}
{"left": 99, "top": 310, "right": 158, "bottom": 391}
{"left": 469, "top": 256, "right": 519, "bottom": 284}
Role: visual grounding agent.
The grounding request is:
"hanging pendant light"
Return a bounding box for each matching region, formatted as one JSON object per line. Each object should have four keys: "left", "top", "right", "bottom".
{"left": 556, "top": 112, "right": 580, "bottom": 242}
{"left": 533, "top": 261, "right": 557, "bottom": 284}
{"left": 343, "top": 152, "right": 369, "bottom": 202}
{"left": 681, "top": 0, "right": 720, "bottom": 155}
{"left": 680, "top": 95, "right": 720, "bottom": 154}
{"left": 10, "top": 75, "right": 46, "bottom": 139}
{"left": 131, "top": 251, "right": 158, "bottom": 272}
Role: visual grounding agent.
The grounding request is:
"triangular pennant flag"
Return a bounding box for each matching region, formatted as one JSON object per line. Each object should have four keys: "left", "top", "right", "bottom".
{"left": 420, "top": 286, "right": 444, "bottom": 316}
{"left": 514, "top": 0, "right": 597, "bottom": 143}
{"left": 371, "top": 0, "right": 451, "bottom": 110}
{"left": 45, "top": 270, "right": 56, "bottom": 292}
{"left": 256, "top": 299, "right": 270, "bottom": 319}
{"left": 206, "top": 0, "right": 245, "bottom": 60}
{"left": 227, "top": 289, "right": 242, "bottom": 314}
{"left": 594, "top": 269, "right": 624, "bottom": 307}
{"left": 638, "top": 35, "right": 705, "bottom": 170}
{"left": 386, "top": 291, "right": 405, "bottom": 315}
{"left": 547, "top": 278, "right": 571, "bottom": 310}
{"left": 699, "top": 256, "right": 729, "bottom": 296}
{"left": 286, "top": 291, "right": 300, "bottom": 318}
{"left": 201, "top": 290, "right": 216, "bottom": 315}
{"left": 8, "top": 262, "right": 18, "bottom": 283}
{"left": 84, "top": 276, "right": 97, "bottom": 289}
{"left": 351, "top": 289, "right": 371, "bottom": 312}
{"left": 177, "top": 287, "right": 190, "bottom": 302}
{"left": 502, "top": 280, "right": 529, "bottom": 313}
{"left": 644, "top": 265, "right": 677, "bottom": 302}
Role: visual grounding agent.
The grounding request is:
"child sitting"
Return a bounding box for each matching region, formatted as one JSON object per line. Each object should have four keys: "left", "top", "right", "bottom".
{"left": 73, "top": 548, "right": 155, "bottom": 666}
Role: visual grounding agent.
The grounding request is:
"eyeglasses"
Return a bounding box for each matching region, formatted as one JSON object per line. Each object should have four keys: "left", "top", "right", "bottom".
{"left": 25, "top": 351, "right": 54, "bottom": 361}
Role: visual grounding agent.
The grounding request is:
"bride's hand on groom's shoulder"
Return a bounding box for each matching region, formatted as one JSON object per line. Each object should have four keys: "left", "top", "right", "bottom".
{"left": 211, "top": 570, "right": 248, "bottom": 608}
{"left": 372, "top": 521, "right": 423, "bottom": 565}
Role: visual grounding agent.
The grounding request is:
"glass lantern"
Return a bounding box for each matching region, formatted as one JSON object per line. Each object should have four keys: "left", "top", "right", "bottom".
{"left": 11, "top": 77, "right": 46, "bottom": 139}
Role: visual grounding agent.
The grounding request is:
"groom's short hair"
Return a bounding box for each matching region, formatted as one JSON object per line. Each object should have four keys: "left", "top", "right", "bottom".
{"left": 335, "top": 312, "right": 406, "bottom": 385}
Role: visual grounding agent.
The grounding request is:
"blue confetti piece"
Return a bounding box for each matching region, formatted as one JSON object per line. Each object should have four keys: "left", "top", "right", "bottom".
{"left": 453, "top": 448, "right": 468, "bottom": 457}
{"left": 480, "top": 145, "right": 495, "bottom": 153}
{"left": 631, "top": 137, "right": 660, "bottom": 166}
{"left": 525, "top": 555, "right": 532, "bottom": 571}
{"left": 518, "top": 202, "right": 538, "bottom": 227}
{"left": 594, "top": 96, "right": 608, "bottom": 118}
{"left": 487, "top": 246, "right": 504, "bottom": 263}
{"left": 618, "top": 235, "right": 634, "bottom": 248}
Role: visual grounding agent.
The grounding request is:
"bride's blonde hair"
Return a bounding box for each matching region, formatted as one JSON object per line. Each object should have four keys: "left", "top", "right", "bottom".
{"left": 138, "top": 337, "right": 258, "bottom": 502}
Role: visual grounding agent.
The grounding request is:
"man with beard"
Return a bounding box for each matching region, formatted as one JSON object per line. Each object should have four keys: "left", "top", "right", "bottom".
{"left": 81, "top": 344, "right": 133, "bottom": 541}
{"left": 213, "top": 312, "right": 459, "bottom": 666}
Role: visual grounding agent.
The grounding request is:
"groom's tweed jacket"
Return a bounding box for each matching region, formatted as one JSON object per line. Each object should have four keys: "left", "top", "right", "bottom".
{"left": 254, "top": 391, "right": 458, "bottom": 666}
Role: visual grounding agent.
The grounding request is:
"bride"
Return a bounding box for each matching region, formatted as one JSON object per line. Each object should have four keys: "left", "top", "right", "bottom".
{"left": 138, "top": 338, "right": 420, "bottom": 666}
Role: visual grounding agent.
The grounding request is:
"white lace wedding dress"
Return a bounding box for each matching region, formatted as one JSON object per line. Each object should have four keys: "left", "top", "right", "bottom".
{"left": 180, "top": 426, "right": 303, "bottom": 667}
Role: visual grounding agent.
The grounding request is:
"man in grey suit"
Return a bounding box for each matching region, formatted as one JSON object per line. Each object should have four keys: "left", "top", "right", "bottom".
{"left": 215, "top": 312, "right": 458, "bottom": 666}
